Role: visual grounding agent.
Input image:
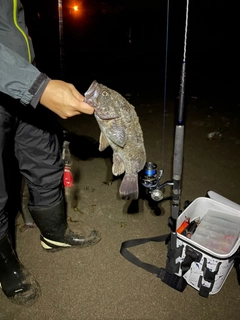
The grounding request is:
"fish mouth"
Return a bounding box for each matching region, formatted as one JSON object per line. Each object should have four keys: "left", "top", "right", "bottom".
{"left": 94, "top": 109, "right": 119, "bottom": 121}
{"left": 83, "top": 80, "right": 99, "bottom": 107}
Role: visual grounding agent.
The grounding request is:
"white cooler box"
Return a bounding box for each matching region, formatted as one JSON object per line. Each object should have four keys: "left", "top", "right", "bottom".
{"left": 176, "top": 192, "right": 240, "bottom": 296}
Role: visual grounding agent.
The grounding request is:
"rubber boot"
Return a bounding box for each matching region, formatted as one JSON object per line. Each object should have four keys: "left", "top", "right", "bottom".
{"left": 0, "top": 232, "right": 41, "bottom": 306}
{"left": 29, "top": 199, "right": 101, "bottom": 251}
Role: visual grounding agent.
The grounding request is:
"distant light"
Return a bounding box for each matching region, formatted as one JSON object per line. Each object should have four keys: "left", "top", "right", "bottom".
{"left": 73, "top": 6, "right": 78, "bottom": 11}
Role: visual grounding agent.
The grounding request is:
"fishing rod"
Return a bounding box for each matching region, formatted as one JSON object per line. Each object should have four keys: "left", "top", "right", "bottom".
{"left": 139, "top": 0, "right": 190, "bottom": 291}
{"left": 140, "top": 0, "right": 189, "bottom": 226}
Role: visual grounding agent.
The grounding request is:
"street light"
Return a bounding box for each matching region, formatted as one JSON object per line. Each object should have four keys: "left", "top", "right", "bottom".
{"left": 69, "top": 4, "right": 81, "bottom": 15}
{"left": 58, "top": 1, "right": 81, "bottom": 78}
{"left": 58, "top": 0, "right": 64, "bottom": 78}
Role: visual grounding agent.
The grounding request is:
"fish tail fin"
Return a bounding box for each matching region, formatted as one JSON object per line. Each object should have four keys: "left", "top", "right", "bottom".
{"left": 119, "top": 173, "right": 139, "bottom": 200}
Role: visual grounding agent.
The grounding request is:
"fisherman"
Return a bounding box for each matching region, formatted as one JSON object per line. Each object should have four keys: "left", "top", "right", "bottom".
{"left": 0, "top": 0, "right": 101, "bottom": 306}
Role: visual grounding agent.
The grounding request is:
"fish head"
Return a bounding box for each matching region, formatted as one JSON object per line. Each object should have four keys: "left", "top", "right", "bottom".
{"left": 84, "top": 80, "right": 120, "bottom": 120}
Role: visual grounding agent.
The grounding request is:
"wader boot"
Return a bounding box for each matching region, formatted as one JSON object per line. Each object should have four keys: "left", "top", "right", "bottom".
{"left": 29, "top": 199, "right": 101, "bottom": 251}
{"left": 0, "top": 232, "right": 41, "bottom": 306}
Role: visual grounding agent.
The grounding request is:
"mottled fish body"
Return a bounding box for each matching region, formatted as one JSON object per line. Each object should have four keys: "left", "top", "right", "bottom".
{"left": 84, "top": 80, "right": 146, "bottom": 200}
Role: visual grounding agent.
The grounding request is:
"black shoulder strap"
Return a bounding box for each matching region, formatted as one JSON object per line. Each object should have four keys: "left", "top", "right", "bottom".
{"left": 120, "top": 234, "right": 169, "bottom": 275}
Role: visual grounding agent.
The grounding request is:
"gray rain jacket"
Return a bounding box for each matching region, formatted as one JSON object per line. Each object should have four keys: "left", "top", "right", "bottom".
{"left": 0, "top": 0, "right": 50, "bottom": 107}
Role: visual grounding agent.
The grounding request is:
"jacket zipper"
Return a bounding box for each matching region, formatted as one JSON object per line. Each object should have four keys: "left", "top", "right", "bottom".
{"left": 13, "top": 0, "right": 31, "bottom": 62}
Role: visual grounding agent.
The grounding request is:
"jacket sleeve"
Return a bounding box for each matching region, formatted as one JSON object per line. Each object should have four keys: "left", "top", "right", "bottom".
{"left": 0, "top": 43, "right": 51, "bottom": 108}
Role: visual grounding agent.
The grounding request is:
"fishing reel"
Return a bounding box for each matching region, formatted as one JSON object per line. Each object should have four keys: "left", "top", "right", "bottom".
{"left": 140, "top": 162, "right": 173, "bottom": 202}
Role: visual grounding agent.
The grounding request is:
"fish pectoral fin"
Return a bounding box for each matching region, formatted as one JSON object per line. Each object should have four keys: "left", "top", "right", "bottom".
{"left": 99, "top": 132, "right": 110, "bottom": 151}
{"left": 108, "top": 125, "right": 126, "bottom": 147}
{"left": 112, "top": 153, "right": 125, "bottom": 176}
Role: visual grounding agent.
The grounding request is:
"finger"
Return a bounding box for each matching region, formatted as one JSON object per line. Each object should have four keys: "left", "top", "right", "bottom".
{"left": 70, "top": 89, "right": 94, "bottom": 114}
{"left": 62, "top": 109, "right": 81, "bottom": 119}
{"left": 78, "top": 101, "right": 95, "bottom": 114}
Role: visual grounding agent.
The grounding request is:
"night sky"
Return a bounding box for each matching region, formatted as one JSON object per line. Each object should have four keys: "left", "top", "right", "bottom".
{"left": 21, "top": 0, "right": 239, "bottom": 102}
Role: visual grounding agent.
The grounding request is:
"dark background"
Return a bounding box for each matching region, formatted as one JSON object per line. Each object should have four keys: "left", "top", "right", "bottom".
{"left": 21, "top": 0, "right": 239, "bottom": 105}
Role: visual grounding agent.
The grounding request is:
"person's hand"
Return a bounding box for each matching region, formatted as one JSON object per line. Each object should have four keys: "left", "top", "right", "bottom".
{"left": 40, "top": 80, "right": 94, "bottom": 119}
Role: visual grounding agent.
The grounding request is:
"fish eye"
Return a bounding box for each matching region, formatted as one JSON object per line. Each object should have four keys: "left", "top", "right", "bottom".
{"left": 102, "top": 90, "right": 109, "bottom": 97}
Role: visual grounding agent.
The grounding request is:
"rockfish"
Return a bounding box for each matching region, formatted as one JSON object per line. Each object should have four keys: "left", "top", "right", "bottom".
{"left": 84, "top": 80, "right": 146, "bottom": 200}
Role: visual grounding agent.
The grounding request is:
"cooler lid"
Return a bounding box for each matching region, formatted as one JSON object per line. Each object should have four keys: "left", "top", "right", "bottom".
{"left": 207, "top": 190, "right": 240, "bottom": 213}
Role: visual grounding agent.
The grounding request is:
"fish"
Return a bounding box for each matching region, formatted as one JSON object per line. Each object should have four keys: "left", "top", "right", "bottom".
{"left": 84, "top": 80, "right": 146, "bottom": 200}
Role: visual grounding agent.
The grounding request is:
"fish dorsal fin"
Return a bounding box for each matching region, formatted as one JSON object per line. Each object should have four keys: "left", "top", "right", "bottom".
{"left": 112, "top": 152, "right": 125, "bottom": 176}
{"left": 99, "top": 132, "right": 109, "bottom": 151}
